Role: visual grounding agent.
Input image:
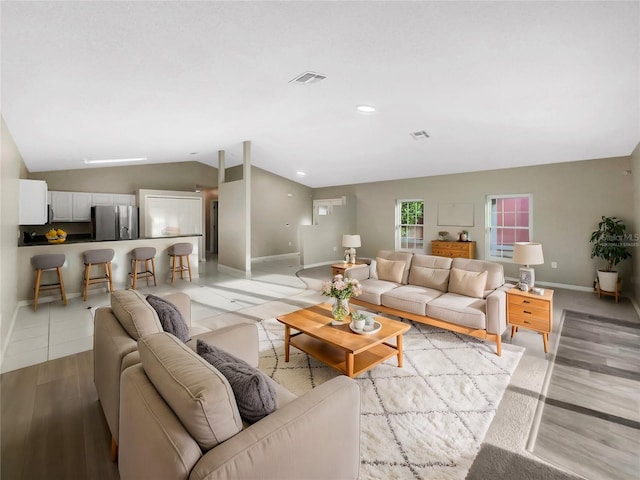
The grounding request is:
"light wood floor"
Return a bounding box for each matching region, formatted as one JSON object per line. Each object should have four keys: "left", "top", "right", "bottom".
{"left": 532, "top": 309, "right": 640, "bottom": 479}
{"left": 1, "top": 350, "right": 119, "bottom": 480}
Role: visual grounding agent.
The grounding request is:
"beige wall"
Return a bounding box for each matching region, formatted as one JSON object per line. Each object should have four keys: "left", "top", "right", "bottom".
{"left": 29, "top": 161, "right": 217, "bottom": 194}
{"left": 251, "top": 166, "right": 313, "bottom": 258}
{"left": 314, "top": 156, "right": 635, "bottom": 290}
{"left": 1, "top": 116, "right": 28, "bottom": 359}
{"left": 218, "top": 179, "right": 247, "bottom": 271}
{"left": 632, "top": 143, "right": 640, "bottom": 304}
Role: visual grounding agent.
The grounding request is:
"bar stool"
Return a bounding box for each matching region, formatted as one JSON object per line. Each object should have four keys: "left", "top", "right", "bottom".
{"left": 31, "top": 254, "right": 67, "bottom": 311}
{"left": 168, "top": 242, "right": 193, "bottom": 284}
{"left": 129, "top": 247, "right": 157, "bottom": 289}
{"left": 82, "top": 248, "right": 115, "bottom": 301}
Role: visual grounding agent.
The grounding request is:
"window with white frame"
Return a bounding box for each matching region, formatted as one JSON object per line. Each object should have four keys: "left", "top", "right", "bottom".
{"left": 486, "top": 194, "right": 532, "bottom": 260}
{"left": 396, "top": 200, "right": 424, "bottom": 251}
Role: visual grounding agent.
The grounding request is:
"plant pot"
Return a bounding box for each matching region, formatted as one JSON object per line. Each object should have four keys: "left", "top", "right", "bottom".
{"left": 597, "top": 270, "right": 618, "bottom": 293}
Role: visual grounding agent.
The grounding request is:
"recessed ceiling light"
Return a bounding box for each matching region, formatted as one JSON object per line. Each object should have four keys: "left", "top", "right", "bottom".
{"left": 189, "top": 152, "right": 198, "bottom": 155}
{"left": 83, "top": 157, "right": 147, "bottom": 165}
{"left": 296, "top": 171, "right": 306, "bottom": 176}
{"left": 357, "top": 105, "right": 376, "bottom": 113}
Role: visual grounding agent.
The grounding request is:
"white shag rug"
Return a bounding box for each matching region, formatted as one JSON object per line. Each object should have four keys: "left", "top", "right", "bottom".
{"left": 258, "top": 316, "right": 524, "bottom": 480}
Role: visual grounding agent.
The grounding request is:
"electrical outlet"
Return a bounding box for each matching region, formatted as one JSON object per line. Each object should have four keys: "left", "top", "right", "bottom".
{"left": 551, "top": 262, "right": 557, "bottom": 269}
{"left": 288, "top": 241, "right": 292, "bottom": 246}
{"left": 333, "top": 246, "right": 337, "bottom": 252}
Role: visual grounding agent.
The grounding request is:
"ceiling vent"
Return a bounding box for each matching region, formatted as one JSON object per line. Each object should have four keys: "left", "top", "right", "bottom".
{"left": 289, "top": 71, "right": 327, "bottom": 85}
{"left": 410, "top": 130, "right": 430, "bottom": 140}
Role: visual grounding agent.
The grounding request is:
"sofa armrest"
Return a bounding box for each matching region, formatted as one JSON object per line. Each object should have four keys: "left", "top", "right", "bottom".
{"left": 486, "top": 288, "right": 508, "bottom": 336}
{"left": 345, "top": 264, "right": 370, "bottom": 282}
{"left": 94, "top": 307, "right": 138, "bottom": 442}
{"left": 190, "top": 323, "right": 259, "bottom": 368}
{"left": 190, "top": 376, "right": 360, "bottom": 480}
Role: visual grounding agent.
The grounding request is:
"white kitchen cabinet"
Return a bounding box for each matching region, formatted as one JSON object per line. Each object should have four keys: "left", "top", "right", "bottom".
{"left": 19, "top": 179, "right": 48, "bottom": 225}
{"left": 72, "top": 193, "right": 93, "bottom": 221}
{"left": 113, "top": 194, "right": 136, "bottom": 206}
{"left": 92, "top": 194, "right": 114, "bottom": 205}
{"left": 50, "top": 191, "right": 73, "bottom": 222}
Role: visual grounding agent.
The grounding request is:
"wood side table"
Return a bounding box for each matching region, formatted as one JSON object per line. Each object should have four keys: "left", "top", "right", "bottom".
{"left": 331, "top": 262, "right": 366, "bottom": 278}
{"left": 507, "top": 287, "right": 554, "bottom": 353}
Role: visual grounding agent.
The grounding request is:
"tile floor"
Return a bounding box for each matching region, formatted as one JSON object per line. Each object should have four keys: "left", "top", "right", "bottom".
{"left": 2, "top": 255, "right": 308, "bottom": 373}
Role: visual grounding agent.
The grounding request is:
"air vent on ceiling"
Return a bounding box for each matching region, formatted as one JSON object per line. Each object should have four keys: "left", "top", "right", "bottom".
{"left": 410, "top": 130, "right": 430, "bottom": 140}
{"left": 289, "top": 71, "right": 327, "bottom": 85}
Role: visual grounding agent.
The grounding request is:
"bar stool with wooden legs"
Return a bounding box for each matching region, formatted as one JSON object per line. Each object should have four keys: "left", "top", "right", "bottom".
{"left": 82, "top": 248, "right": 115, "bottom": 301}
{"left": 129, "top": 247, "right": 157, "bottom": 289}
{"left": 168, "top": 242, "right": 193, "bottom": 284}
{"left": 31, "top": 254, "right": 67, "bottom": 311}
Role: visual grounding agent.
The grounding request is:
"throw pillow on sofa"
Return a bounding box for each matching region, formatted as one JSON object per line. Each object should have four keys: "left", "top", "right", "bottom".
{"left": 197, "top": 339, "right": 277, "bottom": 424}
{"left": 111, "top": 290, "right": 163, "bottom": 340}
{"left": 376, "top": 257, "right": 406, "bottom": 283}
{"left": 146, "top": 294, "right": 191, "bottom": 343}
{"left": 448, "top": 268, "right": 488, "bottom": 299}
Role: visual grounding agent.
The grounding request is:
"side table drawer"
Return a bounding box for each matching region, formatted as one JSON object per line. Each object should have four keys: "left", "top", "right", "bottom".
{"left": 509, "top": 295, "right": 549, "bottom": 311}
{"left": 509, "top": 311, "right": 550, "bottom": 332}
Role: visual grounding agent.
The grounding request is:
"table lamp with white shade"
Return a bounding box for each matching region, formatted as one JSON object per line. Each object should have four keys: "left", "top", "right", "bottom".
{"left": 342, "top": 235, "right": 361, "bottom": 264}
{"left": 513, "top": 242, "right": 544, "bottom": 288}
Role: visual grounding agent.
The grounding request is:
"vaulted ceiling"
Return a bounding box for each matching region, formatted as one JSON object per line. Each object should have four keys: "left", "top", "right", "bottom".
{"left": 2, "top": 1, "right": 638, "bottom": 187}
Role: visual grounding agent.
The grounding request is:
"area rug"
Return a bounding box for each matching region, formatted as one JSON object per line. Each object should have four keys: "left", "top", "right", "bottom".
{"left": 258, "top": 315, "right": 524, "bottom": 480}
{"left": 529, "top": 309, "right": 640, "bottom": 480}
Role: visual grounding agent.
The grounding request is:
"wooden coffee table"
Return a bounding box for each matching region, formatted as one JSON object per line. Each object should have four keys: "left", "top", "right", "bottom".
{"left": 276, "top": 303, "right": 411, "bottom": 378}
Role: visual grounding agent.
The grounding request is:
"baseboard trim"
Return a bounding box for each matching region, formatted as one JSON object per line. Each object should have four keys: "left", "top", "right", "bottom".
{"left": 252, "top": 252, "right": 301, "bottom": 262}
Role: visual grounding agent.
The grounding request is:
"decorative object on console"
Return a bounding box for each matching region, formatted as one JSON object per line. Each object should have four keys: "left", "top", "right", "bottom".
{"left": 342, "top": 234, "right": 361, "bottom": 264}
{"left": 513, "top": 242, "right": 544, "bottom": 288}
{"left": 321, "top": 274, "right": 362, "bottom": 324}
{"left": 459, "top": 230, "right": 469, "bottom": 241}
{"left": 438, "top": 231, "right": 449, "bottom": 241}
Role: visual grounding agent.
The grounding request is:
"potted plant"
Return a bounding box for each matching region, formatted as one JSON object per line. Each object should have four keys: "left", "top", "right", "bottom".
{"left": 589, "top": 216, "right": 632, "bottom": 293}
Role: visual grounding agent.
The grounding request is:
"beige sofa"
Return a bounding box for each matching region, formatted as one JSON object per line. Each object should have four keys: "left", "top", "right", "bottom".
{"left": 119, "top": 332, "right": 360, "bottom": 480}
{"left": 346, "top": 250, "right": 512, "bottom": 355}
{"left": 94, "top": 290, "right": 259, "bottom": 460}
{"left": 94, "top": 290, "right": 361, "bottom": 479}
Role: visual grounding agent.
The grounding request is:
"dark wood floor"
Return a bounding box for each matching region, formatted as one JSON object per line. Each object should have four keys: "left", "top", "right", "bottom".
{"left": 1, "top": 350, "right": 119, "bottom": 480}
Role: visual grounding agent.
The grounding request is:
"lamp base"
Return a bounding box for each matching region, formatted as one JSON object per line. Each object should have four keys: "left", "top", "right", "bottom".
{"left": 519, "top": 267, "right": 535, "bottom": 288}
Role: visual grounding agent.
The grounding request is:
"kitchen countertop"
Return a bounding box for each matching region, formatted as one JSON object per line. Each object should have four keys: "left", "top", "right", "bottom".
{"left": 19, "top": 233, "right": 202, "bottom": 247}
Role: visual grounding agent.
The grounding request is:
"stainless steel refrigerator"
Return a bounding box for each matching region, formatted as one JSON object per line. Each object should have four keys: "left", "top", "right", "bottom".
{"left": 91, "top": 205, "right": 139, "bottom": 240}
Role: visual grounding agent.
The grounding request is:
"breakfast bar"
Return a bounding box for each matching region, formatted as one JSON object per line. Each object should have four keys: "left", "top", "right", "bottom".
{"left": 17, "top": 235, "right": 202, "bottom": 303}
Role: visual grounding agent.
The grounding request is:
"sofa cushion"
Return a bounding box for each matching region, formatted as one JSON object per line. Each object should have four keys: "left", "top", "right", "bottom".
{"left": 377, "top": 250, "right": 414, "bottom": 284}
{"left": 426, "top": 293, "right": 487, "bottom": 330}
{"left": 448, "top": 268, "right": 488, "bottom": 299}
{"left": 197, "top": 339, "right": 277, "bottom": 424}
{"left": 381, "top": 285, "right": 444, "bottom": 316}
{"left": 357, "top": 278, "right": 401, "bottom": 305}
{"left": 111, "top": 290, "right": 162, "bottom": 340}
{"left": 409, "top": 266, "right": 451, "bottom": 292}
{"left": 376, "top": 257, "right": 406, "bottom": 284}
{"left": 451, "top": 258, "right": 505, "bottom": 291}
{"left": 146, "top": 294, "right": 191, "bottom": 343}
{"left": 138, "top": 332, "right": 242, "bottom": 451}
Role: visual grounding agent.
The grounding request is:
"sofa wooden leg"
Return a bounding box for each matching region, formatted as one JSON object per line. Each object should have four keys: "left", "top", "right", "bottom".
{"left": 110, "top": 436, "right": 118, "bottom": 462}
{"left": 496, "top": 335, "right": 502, "bottom": 357}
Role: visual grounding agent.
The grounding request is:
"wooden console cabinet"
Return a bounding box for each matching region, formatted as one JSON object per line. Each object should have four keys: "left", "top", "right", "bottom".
{"left": 431, "top": 241, "right": 475, "bottom": 259}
